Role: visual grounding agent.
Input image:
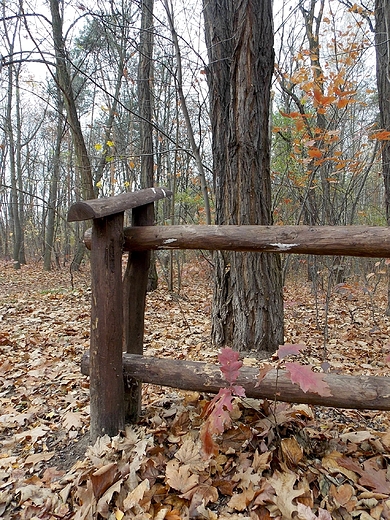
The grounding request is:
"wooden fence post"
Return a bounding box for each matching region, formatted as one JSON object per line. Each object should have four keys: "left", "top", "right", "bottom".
{"left": 123, "top": 202, "right": 154, "bottom": 422}
{"left": 90, "top": 213, "right": 125, "bottom": 442}
{"left": 67, "top": 188, "right": 172, "bottom": 441}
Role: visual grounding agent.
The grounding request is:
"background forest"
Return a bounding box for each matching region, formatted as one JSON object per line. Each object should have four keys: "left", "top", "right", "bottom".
{"left": 0, "top": 0, "right": 386, "bottom": 283}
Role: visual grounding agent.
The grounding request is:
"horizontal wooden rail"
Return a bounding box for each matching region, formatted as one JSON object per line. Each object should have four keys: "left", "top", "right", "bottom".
{"left": 84, "top": 224, "right": 390, "bottom": 257}
{"left": 81, "top": 352, "right": 390, "bottom": 411}
{"left": 68, "top": 187, "right": 172, "bottom": 222}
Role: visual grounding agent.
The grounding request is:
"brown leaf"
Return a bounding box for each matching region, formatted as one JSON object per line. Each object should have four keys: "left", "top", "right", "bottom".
{"left": 268, "top": 470, "right": 305, "bottom": 518}
{"left": 213, "top": 478, "right": 235, "bottom": 496}
{"left": 24, "top": 451, "right": 55, "bottom": 465}
{"left": 123, "top": 479, "right": 150, "bottom": 511}
{"left": 63, "top": 411, "right": 83, "bottom": 431}
{"left": 165, "top": 460, "right": 199, "bottom": 493}
{"left": 228, "top": 484, "right": 257, "bottom": 511}
{"left": 220, "top": 424, "right": 253, "bottom": 453}
{"left": 329, "top": 483, "right": 356, "bottom": 512}
{"left": 281, "top": 437, "right": 304, "bottom": 468}
{"left": 359, "top": 458, "right": 390, "bottom": 494}
{"left": 322, "top": 453, "right": 359, "bottom": 483}
{"left": 253, "top": 450, "right": 272, "bottom": 473}
{"left": 175, "top": 438, "right": 207, "bottom": 471}
{"left": 232, "top": 467, "right": 262, "bottom": 490}
{"left": 96, "top": 479, "right": 123, "bottom": 517}
{"left": 90, "top": 462, "right": 120, "bottom": 499}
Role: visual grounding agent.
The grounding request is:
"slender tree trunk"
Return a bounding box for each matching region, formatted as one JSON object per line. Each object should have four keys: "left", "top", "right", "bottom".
{"left": 44, "top": 87, "right": 64, "bottom": 271}
{"left": 203, "top": 0, "right": 284, "bottom": 355}
{"left": 6, "top": 60, "right": 23, "bottom": 269}
{"left": 123, "top": 0, "right": 156, "bottom": 421}
{"left": 375, "top": 0, "right": 390, "bottom": 315}
{"left": 163, "top": 0, "right": 211, "bottom": 225}
{"left": 49, "top": 0, "right": 95, "bottom": 271}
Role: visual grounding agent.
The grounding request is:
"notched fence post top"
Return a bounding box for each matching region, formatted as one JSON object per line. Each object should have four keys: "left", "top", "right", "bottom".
{"left": 67, "top": 187, "right": 172, "bottom": 222}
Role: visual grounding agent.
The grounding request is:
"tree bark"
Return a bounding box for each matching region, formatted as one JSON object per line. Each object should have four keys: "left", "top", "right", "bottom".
{"left": 81, "top": 352, "right": 390, "bottom": 412}
{"left": 133, "top": 0, "right": 157, "bottom": 291}
{"left": 203, "top": 0, "right": 283, "bottom": 355}
{"left": 375, "top": 0, "right": 390, "bottom": 315}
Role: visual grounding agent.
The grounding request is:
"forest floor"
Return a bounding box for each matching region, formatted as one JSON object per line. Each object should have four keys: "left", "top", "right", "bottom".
{"left": 1, "top": 257, "right": 390, "bottom": 519}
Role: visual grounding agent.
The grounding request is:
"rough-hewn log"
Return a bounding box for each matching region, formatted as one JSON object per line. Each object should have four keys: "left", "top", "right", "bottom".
{"left": 81, "top": 352, "right": 390, "bottom": 411}
{"left": 96, "top": 226, "right": 390, "bottom": 258}
{"left": 89, "top": 214, "right": 125, "bottom": 441}
{"left": 84, "top": 225, "right": 390, "bottom": 257}
{"left": 67, "top": 187, "right": 172, "bottom": 222}
{"left": 110, "top": 225, "right": 390, "bottom": 257}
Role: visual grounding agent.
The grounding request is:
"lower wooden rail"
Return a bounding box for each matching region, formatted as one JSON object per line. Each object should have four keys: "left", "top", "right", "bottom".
{"left": 81, "top": 352, "right": 390, "bottom": 411}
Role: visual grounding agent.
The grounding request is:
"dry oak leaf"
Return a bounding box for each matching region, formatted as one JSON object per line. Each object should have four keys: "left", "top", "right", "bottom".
{"left": 91, "top": 462, "right": 120, "bottom": 499}
{"left": 97, "top": 479, "right": 123, "bottom": 518}
{"left": 267, "top": 470, "right": 305, "bottom": 519}
{"left": 14, "top": 425, "right": 49, "bottom": 444}
{"left": 181, "top": 482, "right": 219, "bottom": 503}
{"left": 322, "top": 452, "right": 359, "bottom": 483}
{"left": 166, "top": 459, "right": 199, "bottom": 493}
{"left": 63, "top": 411, "right": 83, "bottom": 431}
{"left": 232, "top": 467, "right": 262, "bottom": 490}
{"left": 297, "top": 503, "right": 332, "bottom": 519}
{"left": 281, "top": 437, "right": 304, "bottom": 468}
{"left": 175, "top": 438, "right": 208, "bottom": 472}
{"left": 253, "top": 450, "right": 272, "bottom": 473}
{"left": 329, "top": 483, "right": 356, "bottom": 512}
{"left": 24, "top": 451, "right": 55, "bottom": 465}
{"left": 123, "top": 478, "right": 150, "bottom": 511}
{"left": 359, "top": 458, "right": 390, "bottom": 495}
{"left": 227, "top": 483, "right": 257, "bottom": 511}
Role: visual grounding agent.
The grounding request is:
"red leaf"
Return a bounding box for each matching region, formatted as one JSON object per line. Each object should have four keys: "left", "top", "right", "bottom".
{"left": 285, "top": 363, "right": 332, "bottom": 397}
{"left": 231, "top": 384, "right": 246, "bottom": 397}
{"left": 200, "top": 423, "right": 218, "bottom": 458}
{"left": 277, "top": 344, "right": 306, "bottom": 360}
{"left": 218, "top": 347, "right": 243, "bottom": 384}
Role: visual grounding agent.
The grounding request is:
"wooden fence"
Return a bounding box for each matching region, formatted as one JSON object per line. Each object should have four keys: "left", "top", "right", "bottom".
{"left": 68, "top": 188, "right": 390, "bottom": 441}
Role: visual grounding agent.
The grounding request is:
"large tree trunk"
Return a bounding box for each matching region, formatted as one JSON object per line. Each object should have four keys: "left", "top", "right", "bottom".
{"left": 203, "top": 0, "right": 283, "bottom": 356}
{"left": 375, "top": 0, "right": 390, "bottom": 315}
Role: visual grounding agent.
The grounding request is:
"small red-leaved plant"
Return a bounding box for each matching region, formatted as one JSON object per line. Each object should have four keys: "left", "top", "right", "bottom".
{"left": 200, "top": 344, "right": 333, "bottom": 457}
{"left": 200, "top": 347, "right": 246, "bottom": 458}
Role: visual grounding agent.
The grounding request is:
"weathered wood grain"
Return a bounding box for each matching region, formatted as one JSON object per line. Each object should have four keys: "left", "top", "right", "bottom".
{"left": 89, "top": 213, "right": 125, "bottom": 441}
{"left": 67, "top": 187, "right": 172, "bottom": 221}
{"left": 115, "top": 225, "right": 390, "bottom": 257}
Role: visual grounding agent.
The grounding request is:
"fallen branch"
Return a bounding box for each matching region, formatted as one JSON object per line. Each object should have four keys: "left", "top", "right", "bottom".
{"left": 81, "top": 352, "right": 390, "bottom": 411}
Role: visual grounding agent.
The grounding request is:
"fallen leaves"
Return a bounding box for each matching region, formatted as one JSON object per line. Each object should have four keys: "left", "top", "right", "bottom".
{"left": 2, "top": 261, "right": 390, "bottom": 518}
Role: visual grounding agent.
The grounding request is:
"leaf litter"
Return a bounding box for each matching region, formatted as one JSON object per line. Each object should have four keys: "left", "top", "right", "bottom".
{"left": 1, "top": 259, "right": 390, "bottom": 518}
